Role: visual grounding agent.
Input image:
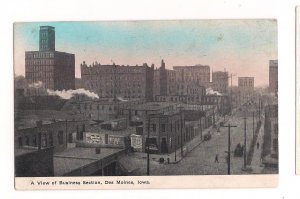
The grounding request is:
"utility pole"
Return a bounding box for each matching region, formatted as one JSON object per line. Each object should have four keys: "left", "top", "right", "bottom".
{"left": 175, "top": 122, "right": 177, "bottom": 162}
{"left": 180, "top": 108, "right": 184, "bottom": 156}
{"left": 230, "top": 74, "right": 233, "bottom": 115}
{"left": 243, "top": 117, "right": 247, "bottom": 169}
{"left": 199, "top": 116, "right": 202, "bottom": 141}
{"left": 147, "top": 116, "right": 150, "bottom": 176}
{"left": 220, "top": 123, "right": 238, "bottom": 175}
{"left": 253, "top": 111, "right": 255, "bottom": 139}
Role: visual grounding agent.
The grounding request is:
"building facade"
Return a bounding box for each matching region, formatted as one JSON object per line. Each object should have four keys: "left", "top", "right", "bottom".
{"left": 153, "top": 60, "right": 177, "bottom": 97}
{"left": 142, "top": 111, "right": 185, "bottom": 154}
{"left": 212, "top": 71, "right": 229, "bottom": 94}
{"left": 25, "top": 26, "right": 75, "bottom": 91}
{"left": 81, "top": 62, "right": 154, "bottom": 101}
{"left": 15, "top": 120, "right": 88, "bottom": 153}
{"left": 238, "top": 77, "right": 255, "bottom": 91}
{"left": 269, "top": 60, "right": 278, "bottom": 95}
{"left": 173, "top": 64, "right": 210, "bottom": 87}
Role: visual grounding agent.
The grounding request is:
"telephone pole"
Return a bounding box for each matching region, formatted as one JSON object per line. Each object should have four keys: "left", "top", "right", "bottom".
{"left": 180, "top": 110, "right": 184, "bottom": 156}
{"left": 243, "top": 117, "right": 247, "bottom": 169}
{"left": 220, "top": 123, "right": 238, "bottom": 175}
{"left": 252, "top": 111, "right": 255, "bottom": 139}
{"left": 147, "top": 116, "right": 150, "bottom": 176}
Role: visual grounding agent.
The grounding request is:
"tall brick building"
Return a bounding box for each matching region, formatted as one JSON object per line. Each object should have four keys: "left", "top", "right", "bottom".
{"left": 212, "top": 71, "right": 229, "bottom": 94}
{"left": 25, "top": 26, "right": 75, "bottom": 91}
{"left": 173, "top": 64, "right": 210, "bottom": 87}
{"left": 81, "top": 62, "right": 154, "bottom": 101}
{"left": 238, "top": 77, "right": 254, "bottom": 91}
{"left": 154, "top": 60, "right": 177, "bottom": 96}
{"left": 269, "top": 60, "right": 278, "bottom": 94}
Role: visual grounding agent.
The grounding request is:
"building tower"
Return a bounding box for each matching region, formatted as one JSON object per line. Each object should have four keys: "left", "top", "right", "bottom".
{"left": 39, "top": 26, "right": 55, "bottom": 51}
{"left": 159, "top": 59, "right": 168, "bottom": 95}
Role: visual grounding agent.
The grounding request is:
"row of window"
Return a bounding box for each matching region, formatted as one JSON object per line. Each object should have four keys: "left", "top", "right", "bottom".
{"left": 26, "top": 73, "right": 53, "bottom": 79}
{"left": 26, "top": 59, "right": 54, "bottom": 66}
{"left": 26, "top": 52, "right": 54, "bottom": 59}
{"left": 83, "top": 67, "right": 145, "bottom": 74}
{"left": 18, "top": 131, "right": 63, "bottom": 148}
{"left": 87, "top": 83, "right": 142, "bottom": 90}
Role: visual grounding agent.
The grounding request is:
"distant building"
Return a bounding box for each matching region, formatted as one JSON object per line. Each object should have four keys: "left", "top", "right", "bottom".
{"left": 238, "top": 77, "right": 254, "bottom": 91}
{"left": 212, "top": 71, "right": 229, "bottom": 94}
{"left": 25, "top": 26, "right": 75, "bottom": 91}
{"left": 173, "top": 64, "right": 210, "bottom": 87}
{"left": 269, "top": 60, "right": 278, "bottom": 94}
{"left": 81, "top": 62, "right": 154, "bottom": 101}
{"left": 153, "top": 60, "right": 177, "bottom": 96}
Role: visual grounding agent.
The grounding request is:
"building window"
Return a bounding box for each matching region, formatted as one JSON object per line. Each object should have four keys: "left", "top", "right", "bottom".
{"left": 49, "top": 133, "right": 53, "bottom": 147}
{"left": 33, "top": 135, "right": 37, "bottom": 147}
{"left": 161, "top": 124, "right": 166, "bottom": 133}
{"left": 18, "top": 137, "right": 23, "bottom": 148}
{"left": 105, "top": 134, "right": 108, "bottom": 144}
{"left": 68, "top": 133, "right": 73, "bottom": 143}
{"left": 42, "top": 134, "right": 47, "bottom": 147}
{"left": 25, "top": 136, "right": 30, "bottom": 146}
{"left": 152, "top": 124, "right": 156, "bottom": 132}
{"left": 58, "top": 131, "right": 64, "bottom": 145}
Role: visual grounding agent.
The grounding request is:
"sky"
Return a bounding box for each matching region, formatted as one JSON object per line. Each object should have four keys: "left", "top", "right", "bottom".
{"left": 14, "top": 20, "right": 277, "bottom": 86}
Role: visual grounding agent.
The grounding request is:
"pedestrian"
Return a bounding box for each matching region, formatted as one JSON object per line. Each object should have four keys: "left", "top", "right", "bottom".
{"left": 215, "top": 154, "right": 219, "bottom": 163}
{"left": 257, "top": 142, "right": 260, "bottom": 149}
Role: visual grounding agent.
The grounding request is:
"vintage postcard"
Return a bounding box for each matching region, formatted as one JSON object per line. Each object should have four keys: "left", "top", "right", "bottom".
{"left": 14, "top": 20, "right": 278, "bottom": 189}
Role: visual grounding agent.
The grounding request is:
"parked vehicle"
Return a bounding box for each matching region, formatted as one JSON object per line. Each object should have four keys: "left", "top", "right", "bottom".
{"left": 234, "top": 143, "right": 244, "bottom": 157}
{"left": 145, "top": 144, "right": 159, "bottom": 154}
{"left": 203, "top": 132, "right": 212, "bottom": 141}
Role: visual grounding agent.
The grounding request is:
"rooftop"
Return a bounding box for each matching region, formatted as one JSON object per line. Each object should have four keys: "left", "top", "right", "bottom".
{"left": 87, "top": 125, "right": 136, "bottom": 136}
{"left": 129, "top": 102, "right": 177, "bottom": 111}
{"left": 53, "top": 147, "right": 123, "bottom": 176}
{"left": 15, "top": 146, "right": 38, "bottom": 156}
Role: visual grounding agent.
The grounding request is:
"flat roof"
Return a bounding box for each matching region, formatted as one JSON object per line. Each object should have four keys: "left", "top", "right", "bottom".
{"left": 87, "top": 126, "right": 136, "bottom": 136}
{"left": 53, "top": 147, "right": 123, "bottom": 176}
{"left": 129, "top": 102, "right": 177, "bottom": 111}
{"left": 15, "top": 147, "right": 38, "bottom": 156}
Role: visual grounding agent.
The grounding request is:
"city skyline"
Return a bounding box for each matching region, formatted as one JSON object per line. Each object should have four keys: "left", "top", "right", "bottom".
{"left": 14, "top": 20, "right": 277, "bottom": 86}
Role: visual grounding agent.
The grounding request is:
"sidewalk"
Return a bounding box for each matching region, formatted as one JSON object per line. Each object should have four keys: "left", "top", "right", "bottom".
{"left": 248, "top": 115, "right": 265, "bottom": 173}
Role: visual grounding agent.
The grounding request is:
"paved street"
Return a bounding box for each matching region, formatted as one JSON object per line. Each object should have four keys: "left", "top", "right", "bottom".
{"left": 128, "top": 102, "right": 265, "bottom": 176}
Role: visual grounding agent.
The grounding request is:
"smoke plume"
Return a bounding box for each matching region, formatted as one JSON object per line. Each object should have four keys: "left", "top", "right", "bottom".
{"left": 28, "top": 81, "right": 43, "bottom": 88}
{"left": 47, "top": 88, "right": 99, "bottom": 100}
{"left": 206, "top": 87, "right": 222, "bottom": 96}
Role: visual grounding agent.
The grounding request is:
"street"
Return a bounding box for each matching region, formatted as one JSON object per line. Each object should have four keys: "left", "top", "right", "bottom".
{"left": 132, "top": 101, "right": 265, "bottom": 175}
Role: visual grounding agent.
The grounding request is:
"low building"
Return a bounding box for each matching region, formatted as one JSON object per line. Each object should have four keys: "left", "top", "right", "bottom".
{"left": 140, "top": 111, "right": 185, "bottom": 154}
{"left": 15, "top": 120, "right": 88, "bottom": 153}
{"left": 121, "top": 102, "right": 178, "bottom": 122}
{"left": 15, "top": 147, "right": 54, "bottom": 177}
{"left": 53, "top": 147, "right": 125, "bottom": 176}
{"left": 63, "top": 95, "right": 145, "bottom": 121}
